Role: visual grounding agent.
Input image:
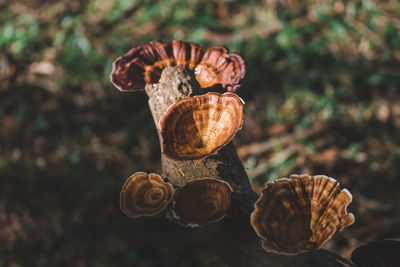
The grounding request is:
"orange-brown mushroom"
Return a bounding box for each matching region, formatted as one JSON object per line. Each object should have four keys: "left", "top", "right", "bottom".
{"left": 172, "top": 40, "right": 204, "bottom": 70}
{"left": 171, "top": 178, "right": 233, "bottom": 227}
{"left": 351, "top": 239, "right": 400, "bottom": 267}
{"left": 159, "top": 92, "right": 244, "bottom": 160}
{"left": 194, "top": 46, "right": 246, "bottom": 92}
{"left": 250, "top": 174, "right": 355, "bottom": 255}
{"left": 120, "top": 172, "right": 174, "bottom": 218}
{"left": 110, "top": 40, "right": 204, "bottom": 91}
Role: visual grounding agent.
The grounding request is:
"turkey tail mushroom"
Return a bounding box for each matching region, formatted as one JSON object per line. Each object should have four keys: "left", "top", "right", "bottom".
{"left": 159, "top": 92, "right": 244, "bottom": 160}
{"left": 110, "top": 40, "right": 204, "bottom": 92}
{"left": 120, "top": 172, "right": 174, "bottom": 218}
{"left": 250, "top": 174, "right": 355, "bottom": 255}
{"left": 171, "top": 178, "right": 233, "bottom": 227}
{"left": 110, "top": 40, "right": 245, "bottom": 93}
{"left": 194, "top": 46, "right": 246, "bottom": 92}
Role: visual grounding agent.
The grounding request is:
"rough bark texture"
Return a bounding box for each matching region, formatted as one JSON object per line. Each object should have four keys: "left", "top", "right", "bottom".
{"left": 144, "top": 66, "right": 354, "bottom": 267}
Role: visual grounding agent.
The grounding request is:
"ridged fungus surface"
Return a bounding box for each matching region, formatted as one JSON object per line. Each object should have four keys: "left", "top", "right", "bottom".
{"left": 110, "top": 40, "right": 204, "bottom": 91}
{"left": 171, "top": 178, "right": 233, "bottom": 227}
{"left": 159, "top": 92, "right": 244, "bottom": 160}
{"left": 195, "top": 46, "right": 246, "bottom": 92}
{"left": 120, "top": 172, "right": 174, "bottom": 218}
{"left": 110, "top": 40, "right": 246, "bottom": 92}
{"left": 250, "top": 174, "right": 355, "bottom": 255}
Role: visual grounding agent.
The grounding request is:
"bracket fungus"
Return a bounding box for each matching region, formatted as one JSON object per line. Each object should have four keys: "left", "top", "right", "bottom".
{"left": 159, "top": 92, "right": 244, "bottom": 160}
{"left": 250, "top": 174, "right": 355, "bottom": 255}
{"left": 120, "top": 172, "right": 174, "bottom": 218}
{"left": 110, "top": 40, "right": 204, "bottom": 91}
{"left": 195, "top": 46, "right": 246, "bottom": 92}
{"left": 351, "top": 239, "right": 400, "bottom": 267}
{"left": 171, "top": 178, "right": 233, "bottom": 227}
{"left": 110, "top": 40, "right": 245, "bottom": 92}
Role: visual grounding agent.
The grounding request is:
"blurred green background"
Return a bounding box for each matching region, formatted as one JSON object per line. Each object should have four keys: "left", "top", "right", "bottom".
{"left": 1, "top": 0, "right": 400, "bottom": 266}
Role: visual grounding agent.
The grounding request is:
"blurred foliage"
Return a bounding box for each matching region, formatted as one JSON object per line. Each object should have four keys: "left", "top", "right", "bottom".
{"left": 1, "top": 0, "right": 400, "bottom": 266}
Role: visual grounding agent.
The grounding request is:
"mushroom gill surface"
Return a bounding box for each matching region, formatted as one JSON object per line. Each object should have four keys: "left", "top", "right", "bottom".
{"left": 171, "top": 178, "right": 233, "bottom": 227}
{"left": 120, "top": 172, "right": 174, "bottom": 218}
{"left": 250, "top": 174, "right": 355, "bottom": 255}
{"left": 159, "top": 92, "right": 244, "bottom": 160}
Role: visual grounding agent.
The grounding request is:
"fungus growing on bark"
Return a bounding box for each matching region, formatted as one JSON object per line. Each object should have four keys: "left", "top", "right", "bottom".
{"left": 159, "top": 92, "right": 244, "bottom": 160}
{"left": 110, "top": 40, "right": 352, "bottom": 265}
{"left": 110, "top": 41, "right": 246, "bottom": 93}
{"left": 110, "top": 40, "right": 204, "bottom": 91}
{"left": 120, "top": 172, "right": 174, "bottom": 218}
{"left": 172, "top": 40, "right": 204, "bottom": 70}
{"left": 194, "top": 46, "right": 246, "bottom": 92}
{"left": 351, "top": 239, "right": 400, "bottom": 267}
{"left": 250, "top": 174, "right": 354, "bottom": 255}
{"left": 171, "top": 178, "right": 233, "bottom": 227}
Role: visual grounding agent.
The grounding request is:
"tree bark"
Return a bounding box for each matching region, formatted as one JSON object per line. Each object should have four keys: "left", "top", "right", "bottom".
{"left": 144, "top": 66, "right": 354, "bottom": 267}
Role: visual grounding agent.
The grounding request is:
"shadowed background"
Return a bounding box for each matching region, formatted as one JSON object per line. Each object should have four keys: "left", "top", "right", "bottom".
{"left": 1, "top": 0, "right": 400, "bottom": 266}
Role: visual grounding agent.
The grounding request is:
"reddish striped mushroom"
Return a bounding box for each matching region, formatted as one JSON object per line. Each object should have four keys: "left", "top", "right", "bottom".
{"left": 195, "top": 46, "right": 246, "bottom": 92}
{"left": 159, "top": 92, "right": 244, "bottom": 160}
{"left": 110, "top": 40, "right": 246, "bottom": 92}
{"left": 111, "top": 40, "right": 204, "bottom": 92}
{"left": 251, "top": 174, "right": 355, "bottom": 255}
{"left": 120, "top": 172, "right": 174, "bottom": 218}
{"left": 171, "top": 178, "right": 233, "bottom": 227}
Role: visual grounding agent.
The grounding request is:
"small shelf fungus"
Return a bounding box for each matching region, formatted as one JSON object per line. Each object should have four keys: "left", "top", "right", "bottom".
{"left": 159, "top": 92, "right": 244, "bottom": 160}
{"left": 250, "top": 174, "right": 355, "bottom": 255}
{"left": 171, "top": 178, "right": 233, "bottom": 227}
{"left": 110, "top": 40, "right": 245, "bottom": 92}
{"left": 110, "top": 40, "right": 204, "bottom": 91}
{"left": 120, "top": 172, "right": 174, "bottom": 218}
{"left": 195, "top": 46, "right": 246, "bottom": 92}
{"left": 351, "top": 239, "right": 400, "bottom": 267}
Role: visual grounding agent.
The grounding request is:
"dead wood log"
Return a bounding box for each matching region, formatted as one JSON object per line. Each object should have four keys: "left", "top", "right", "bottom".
{"left": 144, "top": 66, "right": 353, "bottom": 267}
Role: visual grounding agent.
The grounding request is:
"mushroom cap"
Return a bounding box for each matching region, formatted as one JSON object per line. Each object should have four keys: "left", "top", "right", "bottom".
{"left": 171, "top": 178, "right": 233, "bottom": 227}
{"left": 159, "top": 92, "right": 244, "bottom": 160}
{"left": 250, "top": 174, "right": 355, "bottom": 255}
{"left": 172, "top": 40, "right": 204, "bottom": 69}
{"left": 110, "top": 40, "right": 204, "bottom": 92}
{"left": 120, "top": 172, "right": 174, "bottom": 218}
{"left": 194, "top": 46, "right": 246, "bottom": 92}
{"left": 351, "top": 239, "right": 400, "bottom": 267}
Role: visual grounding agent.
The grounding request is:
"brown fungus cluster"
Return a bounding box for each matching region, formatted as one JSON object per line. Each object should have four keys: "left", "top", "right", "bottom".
{"left": 113, "top": 40, "right": 246, "bottom": 228}
{"left": 250, "top": 174, "right": 354, "bottom": 255}
{"left": 112, "top": 41, "right": 358, "bottom": 260}
{"left": 159, "top": 92, "right": 244, "bottom": 161}
{"left": 110, "top": 40, "right": 245, "bottom": 92}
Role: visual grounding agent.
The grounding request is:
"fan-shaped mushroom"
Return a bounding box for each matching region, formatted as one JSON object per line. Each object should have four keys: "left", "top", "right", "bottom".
{"left": 172, "top": 40, "right": 204, "bottom": 70}
{"left": 194, "top": 46, "right": 246, "bottom": 92}
{"left": 120, "top": 172, "right": 174, "bottom": 218}
{"left": 250, "top": 174, "right": 355, "bottom": 255}
{"left": 171, "top": 178, "right": 233, "bottom": 227}
{"left": 159, "top": 92, "right": 244, "bottom": 160}
{"left": 110, "top": 40, "right": 204, "bottom": 91}
{"left": 351, "top": 239, "right": 400, "bottom": 267}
